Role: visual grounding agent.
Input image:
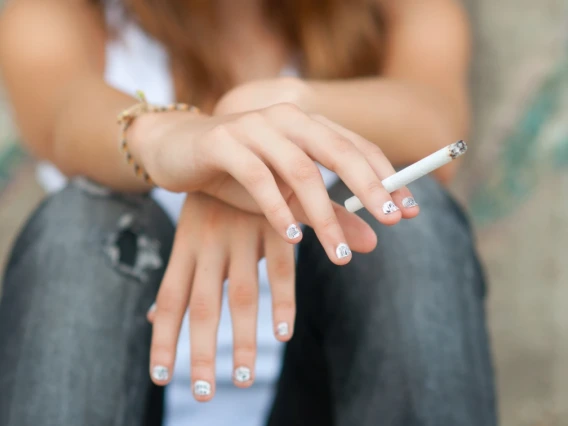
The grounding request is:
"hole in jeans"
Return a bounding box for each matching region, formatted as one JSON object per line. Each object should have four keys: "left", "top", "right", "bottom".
{"left": 116, "top": 229, "right": 138, "bottom": 268}
{"left": 103, "top": 214, "right": 163, "bottom": 281}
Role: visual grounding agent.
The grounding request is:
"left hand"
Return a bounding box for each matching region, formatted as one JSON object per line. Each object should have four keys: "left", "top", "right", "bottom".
{"left": 147, "top": 192, "right": 377, "bottom": 401}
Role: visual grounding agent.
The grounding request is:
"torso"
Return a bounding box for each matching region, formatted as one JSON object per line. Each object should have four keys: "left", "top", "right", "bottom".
{"left": 37, "top": 2, "right": 337, "bottom": 425}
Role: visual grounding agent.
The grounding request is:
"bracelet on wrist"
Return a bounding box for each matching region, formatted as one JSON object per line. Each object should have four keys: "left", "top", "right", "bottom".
{"left": 117, "top": 90, "right": 200, "bottom": 185}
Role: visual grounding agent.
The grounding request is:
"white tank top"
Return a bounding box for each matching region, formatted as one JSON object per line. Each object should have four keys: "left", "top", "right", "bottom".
{"left": 36, "top": 4, "right": 338, "bottom": 425}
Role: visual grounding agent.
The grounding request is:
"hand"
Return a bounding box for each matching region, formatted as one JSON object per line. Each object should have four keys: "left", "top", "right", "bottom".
{"left": 133, "top": 94, "right": 418, "bottom": 264}
{"left": 147, "top": 193, "right": 377, "bottom": 401}
{"left": 213, "top": 77, "right": 314, "bottom": 116}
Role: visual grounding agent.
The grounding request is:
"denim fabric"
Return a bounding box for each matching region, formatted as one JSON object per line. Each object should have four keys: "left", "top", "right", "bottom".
{"left": 0, "top": 177, "right": 497, "bottom": 426}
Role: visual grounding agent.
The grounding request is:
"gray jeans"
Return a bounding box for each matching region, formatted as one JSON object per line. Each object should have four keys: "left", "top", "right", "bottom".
{"left": 0, "top": 177, "right": 497, "bottom": 426}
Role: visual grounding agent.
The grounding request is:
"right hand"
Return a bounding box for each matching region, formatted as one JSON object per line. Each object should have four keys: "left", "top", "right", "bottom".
{"left": 132, "top": 104, "right": 418, "bottom": 263}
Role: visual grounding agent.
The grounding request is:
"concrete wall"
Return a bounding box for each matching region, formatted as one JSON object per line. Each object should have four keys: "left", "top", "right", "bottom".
{"left": 0, "top": 0, "right": 567, "bottom": 424}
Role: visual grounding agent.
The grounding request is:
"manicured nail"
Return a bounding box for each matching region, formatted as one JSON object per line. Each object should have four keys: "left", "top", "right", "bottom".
{"left": 194, "top": 380, "right": 212, "bottom": 396}
{"left": 286, "top": 224, "right": 302, "bottom": 240}
{"left": 382, "top": 201, "right": 400, "bottom": 215}
{"left": 276, "top": 322, "right": 289, "bottom": 336}
{"left": 234, "top": 366, "right": 251, "bottom": 383}
{"left": 152, "top": 365, "right": 169, "bottom": 381}
{"left": 147, "top": 303, "right": 156, "bottom": 315}
{"left": 402, "top": 197, "right": 418, "bottom": 208}
{"left": 335, "top": 243, "right": 351, "bottom": 259}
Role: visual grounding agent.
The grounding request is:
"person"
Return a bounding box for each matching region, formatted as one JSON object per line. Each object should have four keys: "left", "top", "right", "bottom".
{"left": 0, "top": 0, "right": 497, "bottom": 425}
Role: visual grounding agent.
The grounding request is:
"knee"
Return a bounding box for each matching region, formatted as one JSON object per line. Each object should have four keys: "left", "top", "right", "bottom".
{"left": 1, "top": 178, "right": 175, "bottom": 346}
{"left": 5, "top": 178, "right": 174, "bottom": 280}
{"left": 319, "top": 176, "right": 486, "bottom": 336}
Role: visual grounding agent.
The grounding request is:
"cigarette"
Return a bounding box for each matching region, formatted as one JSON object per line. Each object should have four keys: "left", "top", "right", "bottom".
{"left": 344, "top": 140, "right": 468, "bottom": 213}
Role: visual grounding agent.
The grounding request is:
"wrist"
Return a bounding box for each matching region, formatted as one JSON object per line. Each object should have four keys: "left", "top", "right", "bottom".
{"left": 125, "top": 110, "right": 207, "bottom": 183}
{"left": 290, "top": 78, "right": 318, "bottom": 114}
{"left": 125, "top": 111, "right": 163, "bottom": 174}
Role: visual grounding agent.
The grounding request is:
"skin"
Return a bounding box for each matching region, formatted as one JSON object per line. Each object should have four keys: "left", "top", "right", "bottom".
{"left": 0, "top": 0, "right": 471, "bottom": 401}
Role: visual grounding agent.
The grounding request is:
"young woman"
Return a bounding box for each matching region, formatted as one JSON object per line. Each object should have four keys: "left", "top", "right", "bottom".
{"left": 0, "top": 0, "right": 497, "bottom": 425}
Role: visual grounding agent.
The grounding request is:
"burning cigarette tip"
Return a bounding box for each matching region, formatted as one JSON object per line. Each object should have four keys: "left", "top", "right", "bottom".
{"left": 449, "top": 140, "right": 467, "bottom": 159}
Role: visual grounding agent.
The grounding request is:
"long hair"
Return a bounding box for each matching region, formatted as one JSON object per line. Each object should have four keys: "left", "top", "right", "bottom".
{"left": 98, "top": 0, "right": 384, "bottom": 107}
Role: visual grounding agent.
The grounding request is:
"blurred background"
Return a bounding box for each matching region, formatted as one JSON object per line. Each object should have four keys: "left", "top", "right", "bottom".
{"left": 0, "top": 0, "right": 567, "bottom": 425}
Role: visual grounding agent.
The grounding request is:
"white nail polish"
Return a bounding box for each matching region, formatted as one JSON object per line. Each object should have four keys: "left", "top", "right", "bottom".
{"left": 286, "top": 224, "right": 302, "bottom": 240}
{"left": 382, "top": 201, "right": 400, "bottom": 215}
{"left": 194, "top": 380, "right": 212, "bottom": 396}
{"left": 402, "top": 197, "right": 418, "bottom": 208}
{"left": 276, "top": 322, "right": 289, "bottom": 336}
{"left": 147, "top": 303, "right": 156, "bottom": 314}
{"left": 234, "top": 366, "right": 251, "bottom": 383}
{"left": 152, "top": 365, "right": 169, "bottom": 381}
{"left": 335, "top": 243, "right": 351, "bottom": 259}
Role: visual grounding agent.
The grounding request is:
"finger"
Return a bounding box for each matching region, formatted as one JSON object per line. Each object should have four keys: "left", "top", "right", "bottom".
{"left": 228, "top": 216, "right": 261, "bottom": 388}
{"left": 287, "top": 196, "right": 377, "bottom": 253}
{"left": 265, "top": 104, "right": 401, "bottom": 225}
{"left": 264, "top": 225, "right": 296, "bottom": 342}
{"left": 312, "top": 115, "right": 420, "bottom": 219}
{"left": 189, "top": 244, "right": 227, "bottom": 402}
{"left": 204, "top": 126, "right": 303, "bottom": 244}
{"left": 149, "top": 213, "right": 196, "bottom": 386}
{"left": 147, "top": 302, "right": 156, "bottom": 323}
{"left": 230, "top": 113, "right": 352, "bottom": 265}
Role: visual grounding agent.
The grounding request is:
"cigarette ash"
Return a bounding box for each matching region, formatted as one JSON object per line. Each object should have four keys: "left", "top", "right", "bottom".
{"left": 449, "top": 140, "right": 468, "bottom": 159}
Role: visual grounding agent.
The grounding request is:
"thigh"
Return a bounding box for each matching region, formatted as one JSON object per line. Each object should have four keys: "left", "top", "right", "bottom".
{"left": 0, "top": 178, "right": 175, "bottom": 426}
{"left": 268, "top": 177, "right": 497, "bottom": 426}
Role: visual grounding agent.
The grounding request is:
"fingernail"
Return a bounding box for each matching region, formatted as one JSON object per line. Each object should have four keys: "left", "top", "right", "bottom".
{"left": 152, "top": 365, "right": 169, "bottom": 381}
{"left": 335, "top": 243, "right": 351, "bottom": 259}
{"left": 402, "top": 197, "right": 418, "bottom": 208}
{"left": 234, "top": 366, "right": 251, "bottom": 383}
{"left": 276, "top": 322, "right": 289, "bottom": 336}
{"left": 194, "top": 380, "right": 212, "bottom": 396}
{"left": 286, "top": 224, "right": 302, "bottom": 240}
{"left": 382, "top": 201, "right": 400, "bottom": 215}
{"left": 147, "top": 303, "right": 156, "bottom": 315}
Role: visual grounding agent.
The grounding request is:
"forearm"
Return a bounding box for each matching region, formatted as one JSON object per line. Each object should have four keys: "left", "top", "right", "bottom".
{"left": 307, "top": 77, "right": 469, "bottom": 181}
{"left": 51, "top": 77, "right": 152, "bottom": 192}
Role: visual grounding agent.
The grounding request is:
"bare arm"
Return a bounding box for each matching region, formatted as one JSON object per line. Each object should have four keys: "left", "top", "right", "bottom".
{"left": 307, "top": 0, "right": 471, "bottom": 182}
{"left": 0, "top": 0, "right": 151, "bottom": 191}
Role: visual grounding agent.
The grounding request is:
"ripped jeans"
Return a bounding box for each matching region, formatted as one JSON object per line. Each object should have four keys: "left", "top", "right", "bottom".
{"left": 0, "top": 177, "right": 497, "bottom": 426}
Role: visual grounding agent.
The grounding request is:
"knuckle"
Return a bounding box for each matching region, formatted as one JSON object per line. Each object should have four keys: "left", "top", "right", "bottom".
{"left": 233, "top": 344, "right": 256, "bottom": 358}
{"left": 327, "top": 140, "right": 356, "bottom": 171}
{"left": 271, "top": 255, "right": 294, "bottom": 279}
{"left": 191, "top": 355, "right": 214, "bottom": 369}
{"left": 290, "top": 159, "right": 320, "bottom": 184}
{"left": 366, "top": 143, "right": 385, "bottom": 159}
{"left": 273, "top": 300, "right": 295, "bottom": 313}
{"left": 319, "top": 214, "right": 340, "bottom": 233}
{"left": 190, "top": 297, "right": 216, "bottom": 322}
{"left": 264, "top": 102, "right": 302, "bottom": 120}
{"left": 229, "top": 282, "right": 257, "bottom": 309}
{"left": 366, "top": 179, "right": 385, "bottom": 194}
{"left": 155, "top": 289, "right": 182, "bottom": 316}
{"left": 331, "top": 135, "right": 355, "bottom": 155}
{"left": 205, "top": 124, "right": 230, "bottom": 143}
{"left": 273, "top": 102, "right": 301, "bottom": 114}
{"left": 203, "top": 205, "right": 225, "bottom": 230}
{"left": 310, "top": 113, "right": 327, "bottom": 122}
{"left": 243, "top": 163, "right": 270, "bottom": 188}
{"left": 238, "top": 111, "right": 265, "bottom": 127}
{"left": 265, "top": 200, "right": 289, "bottom": 219}
{"left": 151, "top": 343, "right": 175, "bottom": 360}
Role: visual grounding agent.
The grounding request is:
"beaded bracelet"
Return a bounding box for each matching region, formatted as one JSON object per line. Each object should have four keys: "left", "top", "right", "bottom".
{"left": 117, "top": 90, "right": 200, "bottom": 185}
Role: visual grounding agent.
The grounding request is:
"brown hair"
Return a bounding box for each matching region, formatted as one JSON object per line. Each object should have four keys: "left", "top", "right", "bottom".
{"left": 100, "top": 0, "right": 384, "bottom": 107}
